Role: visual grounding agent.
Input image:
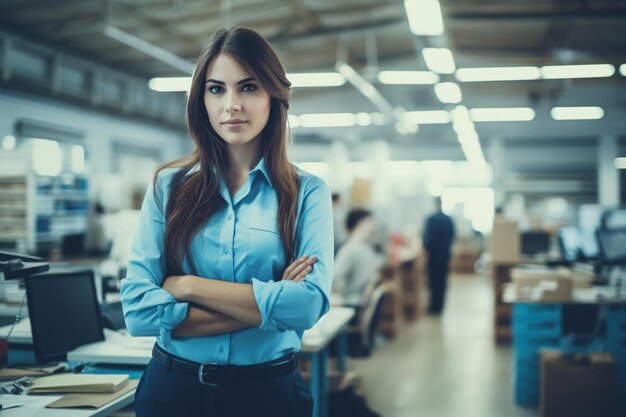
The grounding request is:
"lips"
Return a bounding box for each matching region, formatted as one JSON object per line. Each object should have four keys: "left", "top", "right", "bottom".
{"left": 223, "top": 119, "right": 247, "bottom": 125}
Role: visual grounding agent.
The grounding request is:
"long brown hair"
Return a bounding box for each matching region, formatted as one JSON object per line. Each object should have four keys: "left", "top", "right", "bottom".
{"left": 154, "top": 27, "right": 299, "bottom": 276}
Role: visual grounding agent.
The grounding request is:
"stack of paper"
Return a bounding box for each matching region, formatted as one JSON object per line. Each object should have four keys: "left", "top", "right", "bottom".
{"left": 0, "top": 364, "right": 66, "bottom": 381}
{"left": 28, "top": 374, "right": 129, "bottom": 394}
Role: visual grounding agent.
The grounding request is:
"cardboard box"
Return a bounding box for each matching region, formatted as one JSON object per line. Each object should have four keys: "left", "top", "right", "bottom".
{"left": 512, "top": 267, "right": 573, "bottom": 301}
{"left": 541, "top": 351, "right": 618, "bottom": 417}
{"left": 350, "top": 178, "right": 371, "bottom": 205}
{"left": 490, "top": 219, "right": 520, "bottom": 263}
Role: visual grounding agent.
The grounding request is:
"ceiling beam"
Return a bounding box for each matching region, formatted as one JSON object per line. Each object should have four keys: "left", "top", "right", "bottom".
{"left": 269, "top": 17, "right": 406, "bottom": 44}
{"left": 285, "top": 0, "right": 321, "bottom": 29}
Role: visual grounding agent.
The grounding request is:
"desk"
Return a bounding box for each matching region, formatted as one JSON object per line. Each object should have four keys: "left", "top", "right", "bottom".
{"left": 0, "top": 390, "right": 135, "bottom": 417}
{"left": 0, "top": 302, "right": 27, "bottom": 318}
{"left": 67, "top": 307, "right": 354, "bottom": 417}
{"left": 300, "top": 307, "right": 355, "bottom": 417}
{"left": 0, "top": 317, "right": 34, "bottom": 344}
{"left": 504, "top": 287, "right": 626, "bottom": 408}
{"left": 68, "top": 331, "right": 155, "bottom": 366}
{"left": 5, "top": 307, "right": 354, "bottom": 417}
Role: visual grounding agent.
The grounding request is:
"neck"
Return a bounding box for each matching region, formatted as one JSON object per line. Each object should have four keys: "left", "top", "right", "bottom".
{"left": 226, "top": 139, "right": 261, "bottom": 178}
{"left": 223, "top": 139, "right": 262, "bottom": 195}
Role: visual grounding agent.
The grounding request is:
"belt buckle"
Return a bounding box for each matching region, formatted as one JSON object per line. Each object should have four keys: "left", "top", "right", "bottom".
{"left": 198, "top": 362, "right": 220, "bottom": 387}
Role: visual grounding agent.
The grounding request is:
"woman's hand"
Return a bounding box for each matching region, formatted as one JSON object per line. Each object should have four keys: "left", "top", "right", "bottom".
{"left": 162, "top": 275, "right": 192, "bottom": 301}
{"left": 282, "top": 255, "right": 316, "bottom": 282}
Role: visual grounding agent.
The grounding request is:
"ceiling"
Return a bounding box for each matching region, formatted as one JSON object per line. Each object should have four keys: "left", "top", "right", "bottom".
{"left": 1, "top": 0, "right": 625, "bottom": 199}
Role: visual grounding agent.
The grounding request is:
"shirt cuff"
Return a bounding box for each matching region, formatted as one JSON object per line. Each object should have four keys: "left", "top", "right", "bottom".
{"left": 251, "top": 278, "right": 285, "bottom": 331}
{"left": 158, "top": 302, "right": 189, "bottom": 348}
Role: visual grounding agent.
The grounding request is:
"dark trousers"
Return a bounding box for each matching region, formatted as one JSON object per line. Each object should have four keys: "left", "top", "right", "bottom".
{"left": 427, "top": 258, "right": 450, "bottom": 314}
{"left": 135, "top": 357, "right": 313, "bottom": 417}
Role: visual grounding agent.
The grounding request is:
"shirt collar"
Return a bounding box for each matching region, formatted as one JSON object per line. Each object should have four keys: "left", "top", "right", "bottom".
{"left": 185, "top": 163, "right": 200, "bottom": 177}
{"left": 184, "top": 158, "right": 274, "bottom": 188}
{"left": 249, "top": 157, "right": 274, "bottom": 188}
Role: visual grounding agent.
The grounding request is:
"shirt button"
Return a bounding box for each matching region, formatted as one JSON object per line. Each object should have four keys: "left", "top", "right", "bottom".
{"left": 218, "top": 346, "right": 224, "bottom": 353}
{"left": 227, "top": 213, "right": 233, "bottom": 220}
{"left": 223, "top": 248, "right": 229, "bottom": 255}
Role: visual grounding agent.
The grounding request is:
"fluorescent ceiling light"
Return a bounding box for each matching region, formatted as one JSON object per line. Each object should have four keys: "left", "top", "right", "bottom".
{"left": 460, "top": 140, "right": 486, "bottom": 166}
{"left": 456, "top": 66, "right": 541, "bottom": 82}
{"left": 615, "top": 158, "right": 626, "bottom": 169}
{"left": 423, "top": 48, "right": 456, "bottom": 74}
{"left": 451, "top": 105, "right": 474, "bottom": 135}
{"left": 288, "top": 115, "right": 301, "bottom": 128}
{"left": 2, "top": 135, "right": 16, "bottom": 151}
{"left": 287, "top": 72, "right": 345, "bottom": 87}
{"left": 370, "top": 113, "right": 386, "bottom": 125}
{"left": 541, "top": 64, "right": 615, "bottom": 79}
{"left": 449, "top": 107, "right": 486, "bottom": 167}
{"left": 620, "top": 64, "right": 626, "bottom": 76}
{"left": 550, "top": 106, "right": 604, "bottom": 120}
{"left": 404, "top": 110, "right": 450, "bottom": 124}
{"left": 149, "top": 77, "right": 191, "bottom": 92}
{"left": 149, "top": 73, "right": 346, "bottom": 92}
{"left": 469, "top": 107, "right": 535, "bottom": 122}
{"left": 299, "top": 113, "right": 356, "bottom": 128}
{"left": 396, "top": 120, "right": 418, "bottom": 135}
{"left": 434, "top": 82, "right": 462, "bottom": 104}
{"left": 355, "top": 112, "right": 372, "bottom": 126}
{"left": 378, "top": 71, "right": 439, "bottom": 85}
{"left": 404, "top": 0, "right": 444, "bottom": 36}
{"left": 457, "top": 130, "right": 479, "bottom": 145}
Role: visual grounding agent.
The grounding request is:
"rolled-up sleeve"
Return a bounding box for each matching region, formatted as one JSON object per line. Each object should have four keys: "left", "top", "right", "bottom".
{"left": 251, "top": 176, "right": 333, "bottom": 332}
{"left": 120, "top": 173, "right": 189, "bottom": 346}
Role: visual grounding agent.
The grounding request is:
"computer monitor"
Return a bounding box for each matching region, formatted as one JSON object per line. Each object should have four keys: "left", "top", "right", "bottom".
{"left": 596, "top": 228, "right": 626, "bottom": 265}
{"left": 558, "top": 227, "right": 583, "bottom": 262}
{"left": 602, "top": 209, "right": 626, "bottom": 229}
{"left": 579, "top": 232, "right": 599, "bottom": 260}
{"left": 578, "top": 205, "right": 601, "bottom": 259}
{"left": 521, "top": 231, "right": 551, "bottom": 256}
{"left": 25, "top": 270, "right": 104, "bottom": 364}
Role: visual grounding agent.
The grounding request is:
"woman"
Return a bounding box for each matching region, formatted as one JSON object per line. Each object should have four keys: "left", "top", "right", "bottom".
{"left": 121, "top": 27, "right": 334, "bottom": 417}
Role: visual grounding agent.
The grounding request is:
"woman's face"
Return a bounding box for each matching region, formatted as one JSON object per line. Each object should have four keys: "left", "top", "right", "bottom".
{"left": 204, "top": 53, "right": 271, "bottom": 147}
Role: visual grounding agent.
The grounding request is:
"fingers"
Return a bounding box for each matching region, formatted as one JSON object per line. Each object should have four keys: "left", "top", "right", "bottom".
{"left": 283, "top": 255, "right": 317, "bottom": 281}
{"left": 288, "top": 256, "right": 316, "bottom": 280}
{"left": 283, "top": 256, "right": 307, "bottom": 279}
{"left": 292, "top": 265, "right": 312, "bottom": 282}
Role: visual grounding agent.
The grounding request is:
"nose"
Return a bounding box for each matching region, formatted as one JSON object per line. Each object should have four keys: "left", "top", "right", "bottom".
{"left": 225, "top": 90, "right": 242, "bottom": 113}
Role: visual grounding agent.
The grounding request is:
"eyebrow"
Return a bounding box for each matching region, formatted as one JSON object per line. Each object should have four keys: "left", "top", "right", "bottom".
{"left": 205, "top": 77, "right": 255, "bottom": 85}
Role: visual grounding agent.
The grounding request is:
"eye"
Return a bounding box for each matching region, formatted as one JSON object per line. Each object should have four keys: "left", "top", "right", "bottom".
{"left": 207, "top": 85, "right": 223, "bottom": 94}
{"left": 241, "top": 83, "right": 258, "bottom": 93}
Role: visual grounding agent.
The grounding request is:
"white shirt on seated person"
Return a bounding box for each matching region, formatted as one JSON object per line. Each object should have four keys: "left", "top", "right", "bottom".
{"left": 332, "top": 215, "right": 383, "bottom": 306}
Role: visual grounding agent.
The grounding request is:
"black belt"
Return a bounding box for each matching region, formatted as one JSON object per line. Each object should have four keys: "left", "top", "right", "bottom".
{"left": 152, "top": 343, "right": 296, "bottom": 386}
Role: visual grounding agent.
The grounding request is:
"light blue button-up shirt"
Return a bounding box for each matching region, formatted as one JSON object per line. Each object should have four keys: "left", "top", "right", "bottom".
{"left": 120, "top": 158, "right": 334, "bottom": 365}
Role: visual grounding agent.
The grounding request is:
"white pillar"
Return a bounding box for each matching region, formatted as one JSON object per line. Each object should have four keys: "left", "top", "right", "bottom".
{"left": 326, "top": 141, "right": 350, "bottom": 192}
{"left": 488, "top": 136, "right": 506, "bottom": 208}
{"left": 598, "top": 135, "right": 620, "bottom": 208}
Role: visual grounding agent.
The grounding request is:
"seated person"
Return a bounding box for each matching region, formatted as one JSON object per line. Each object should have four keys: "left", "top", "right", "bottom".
{"left": 332, "top": 208, "right": 383, "bottom": 306}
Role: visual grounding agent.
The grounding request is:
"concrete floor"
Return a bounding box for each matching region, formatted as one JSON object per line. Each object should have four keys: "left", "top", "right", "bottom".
{"left": 349, "top": 274, "right": 540, "bottom": 417}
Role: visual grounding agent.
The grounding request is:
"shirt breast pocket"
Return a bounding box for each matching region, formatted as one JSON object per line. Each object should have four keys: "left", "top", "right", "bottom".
{"left": 248, "top": 219, "right": 283, "bottom": 282}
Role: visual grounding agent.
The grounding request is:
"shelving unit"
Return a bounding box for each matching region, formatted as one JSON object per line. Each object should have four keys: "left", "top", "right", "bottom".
{"left": 0, "top": 149, "right": 89, "bottom": 254}
{"left": 493, "top": 262, "right": 518, "bottom": 345}
{"left": 378, "top": 264, "right": 403, "bottom": 339}
{"left": 0, "top": 174, "right": 30, "bottom": 252}
{"left": 399, "top": 256, "right": 421, "bottom": 322}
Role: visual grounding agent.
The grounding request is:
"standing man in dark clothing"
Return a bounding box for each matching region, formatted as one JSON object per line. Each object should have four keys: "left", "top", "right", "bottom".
{"left": 423, "top": 197, "right": 455, "bottom": 315}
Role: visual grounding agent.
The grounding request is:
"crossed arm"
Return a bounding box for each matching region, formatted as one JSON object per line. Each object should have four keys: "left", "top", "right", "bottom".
{"left": 165, "top": 255, "right": 316, "bottom": 338}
